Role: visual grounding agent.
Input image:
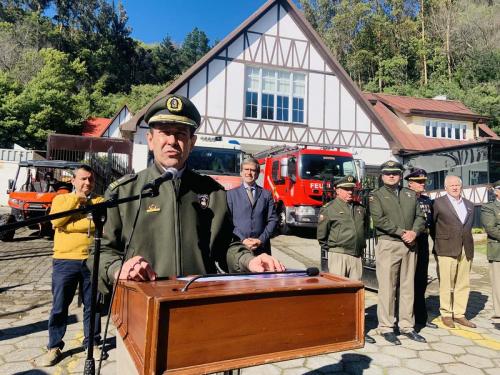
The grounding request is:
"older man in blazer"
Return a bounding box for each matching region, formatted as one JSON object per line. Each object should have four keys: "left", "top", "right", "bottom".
{"left": 227, "top": 156, "right": 277, "bottom": 255}
{"left": 433, "top": 175, "right": 475, "bottom": 328}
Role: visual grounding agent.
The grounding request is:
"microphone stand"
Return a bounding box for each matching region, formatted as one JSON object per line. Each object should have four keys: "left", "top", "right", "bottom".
{"left": 0, "top": 188, "right": 159, "bottom": 375}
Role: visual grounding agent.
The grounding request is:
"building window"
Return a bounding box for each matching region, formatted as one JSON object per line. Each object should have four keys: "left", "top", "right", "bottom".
{"left": 244, "top": 66, "right": 306, "bottom": 124}
{"left": 425, "top": 120, "right": 468, "bottom": 140}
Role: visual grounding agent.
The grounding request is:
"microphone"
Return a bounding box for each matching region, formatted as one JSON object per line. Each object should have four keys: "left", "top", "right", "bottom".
{"left": 180, "top": 267, "right": 320, "bottom": 292}
{"left": 142, "top": 167, "right": 178, "bottom": 191}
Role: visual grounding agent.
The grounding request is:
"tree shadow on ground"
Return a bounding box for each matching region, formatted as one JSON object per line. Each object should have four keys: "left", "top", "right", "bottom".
{"left": 0, "top": 283, "right": 29, "bottom": 293}
{"left": 0, "top": 315, "right": 77, "bottom": 342}
{"left": 304, "top": 353, "right": 372, "bottom": 375}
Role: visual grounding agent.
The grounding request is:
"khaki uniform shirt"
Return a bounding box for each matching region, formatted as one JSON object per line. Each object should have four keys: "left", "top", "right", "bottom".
{"left": 369, "top": 185, "right": 425, "bottom": 242}
{"left": 317, "top": 199, "right": 366, "bottom": 257}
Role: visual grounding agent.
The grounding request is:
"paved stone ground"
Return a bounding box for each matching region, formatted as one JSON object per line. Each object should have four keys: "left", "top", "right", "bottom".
{"left": 0, "top": 222, "right": 499, "bottom": 374}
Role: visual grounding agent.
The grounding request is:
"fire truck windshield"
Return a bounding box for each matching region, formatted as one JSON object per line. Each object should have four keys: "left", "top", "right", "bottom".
{"left": 188, "top": 147, "right": 241, "bottom": 176}
{"left": 300, "top": 154, "right": 356, "bottom": 180}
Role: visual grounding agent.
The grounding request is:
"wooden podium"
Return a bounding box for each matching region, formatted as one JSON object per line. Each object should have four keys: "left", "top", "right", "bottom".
{"left": 112, "top": 272, "right": 365, "bottom": 374}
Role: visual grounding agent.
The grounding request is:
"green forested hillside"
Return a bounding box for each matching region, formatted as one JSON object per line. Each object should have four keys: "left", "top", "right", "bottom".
{"left": 0, "top": 0, "right": 498, "bottom": 150}
{"left": 300, "top": 0, "right": 499, "bottom": 131}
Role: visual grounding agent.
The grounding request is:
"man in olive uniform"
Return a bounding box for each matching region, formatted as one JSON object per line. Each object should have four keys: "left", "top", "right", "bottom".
{"left": 370, "top": 161, "right": 426, "bottom": 345}
{"left": 317, "top": 175, "right": 375, "bottom": 344}
{"left": 481, "top": 181, "right": 500, "bottom": 330}
{"left": 89, "top": 94, "right": 284, "bottom": 295}
{"left": 405, "top": 168, "right": 438, "bottom": 329}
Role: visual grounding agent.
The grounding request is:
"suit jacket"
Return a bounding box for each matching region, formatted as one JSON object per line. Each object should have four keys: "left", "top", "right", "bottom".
{"left": 433, "top": 195, "right": 474, "bottom": 260}
{"left": 227, "top": 184, "right": 277, "bottom": 255}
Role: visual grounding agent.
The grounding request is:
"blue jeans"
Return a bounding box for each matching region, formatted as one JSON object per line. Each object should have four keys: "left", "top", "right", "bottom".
{"left": 48, "top": 259, "right": 101, "bottom": 350}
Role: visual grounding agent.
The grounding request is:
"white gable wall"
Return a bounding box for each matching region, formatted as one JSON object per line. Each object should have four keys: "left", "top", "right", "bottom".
{"left": 131, "top": 1, "right": 392, "bottom": 172}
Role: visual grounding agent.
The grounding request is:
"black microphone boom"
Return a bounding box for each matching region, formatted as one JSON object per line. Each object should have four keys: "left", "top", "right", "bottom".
{"left": 181, "top": 267, "right": 320, "bottom": 292}
{"left": 142, "top": 167, "right": 178, "bottom": 191}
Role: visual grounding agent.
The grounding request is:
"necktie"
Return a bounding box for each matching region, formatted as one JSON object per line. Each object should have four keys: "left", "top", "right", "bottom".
{"left": 246, "top": 187, "right": 254, "bottom": 205}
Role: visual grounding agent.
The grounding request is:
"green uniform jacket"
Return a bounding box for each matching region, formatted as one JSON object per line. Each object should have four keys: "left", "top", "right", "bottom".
{"left": 88, "top": 164, "right": 254, "bottom": 295}
{"left": 481, "top": 200, "right": 500, "bottom": 261}
{"left": 317, "top": 199, "right": 366, "bottom": 257}
{"left": 369, "top": 185, "right": 425, "bottom": 242}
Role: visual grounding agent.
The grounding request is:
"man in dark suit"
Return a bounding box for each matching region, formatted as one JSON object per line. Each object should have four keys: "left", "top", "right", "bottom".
{"left": 433, "top": 175, "right": 475, "bottom": 328}
{"left": 227, "top": 156, "right": 278, "bottom": 255}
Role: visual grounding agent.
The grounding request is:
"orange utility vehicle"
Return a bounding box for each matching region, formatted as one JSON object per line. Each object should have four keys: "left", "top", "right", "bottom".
{"left": 0, "top": 160, "right": 83, "bottom": 241}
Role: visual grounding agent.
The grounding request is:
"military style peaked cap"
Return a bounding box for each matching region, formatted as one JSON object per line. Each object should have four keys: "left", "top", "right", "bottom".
{"left": 335, "top": 175, "right": 357, "bottom": 188}
{"left": 144, "top": 94, "right": 201, "bottom": 130}
{"left": 405, "top": 168, "right": 428, "bottom": 181}
{"left": 493, "top": 180, "right": 500, "bottom": 189}
{"left": 380, "top": 160, "right": 404, "bottom": 173}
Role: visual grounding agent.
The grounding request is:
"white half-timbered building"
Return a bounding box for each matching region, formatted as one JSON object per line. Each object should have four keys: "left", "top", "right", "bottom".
{"left": 121, "top": 0, "right": 401, "bottom": 173}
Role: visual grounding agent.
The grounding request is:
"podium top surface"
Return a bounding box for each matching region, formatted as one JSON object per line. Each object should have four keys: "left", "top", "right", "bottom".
{"left": 118, "top": 273, "right": 364, "bottom": 302}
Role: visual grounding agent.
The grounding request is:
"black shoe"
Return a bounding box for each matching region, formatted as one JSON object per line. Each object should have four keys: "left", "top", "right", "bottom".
{"left": 403, "top": 330, "right": 426, "bottom": 343}
{"left": 365, "top": 334, "right": 376, "bottom": 344}
{"left": 382, "top": 332, "right": 401, "bottom": 345}
{"left": 493, "top": 323, "right": 500, "bottom": 330}
{"left": 426, "top": 321, "right": 438, "bottom": 329}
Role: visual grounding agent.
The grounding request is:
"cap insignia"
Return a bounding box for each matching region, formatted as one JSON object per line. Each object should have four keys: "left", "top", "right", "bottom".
{"left": 347, "top": 176, "right": 354, "bottom": 182}
{"left": 166, "top": 96, "right": 183, "bottom": 113}
{"left": 388, "top": 161, "right": 395, "bottom": 167}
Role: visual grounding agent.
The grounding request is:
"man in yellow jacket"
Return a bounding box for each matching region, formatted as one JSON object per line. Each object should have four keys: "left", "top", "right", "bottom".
{"left": 37, "top": 164, "right": 104, "bottom": 367}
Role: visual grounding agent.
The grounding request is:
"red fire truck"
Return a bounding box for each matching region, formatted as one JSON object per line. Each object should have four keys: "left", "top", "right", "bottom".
{"left": 256, "top": 145, "right": 365, "bottom": 234}
{"left": 187, "top": 136, "right": 244, "bottom": 190}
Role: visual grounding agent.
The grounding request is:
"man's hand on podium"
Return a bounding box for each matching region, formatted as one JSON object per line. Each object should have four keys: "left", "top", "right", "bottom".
{"left": 116, "top": 255, "right": 158, "bottom": 281}
{"left": 248, "top": 253, "right": 285, "bottom": 272}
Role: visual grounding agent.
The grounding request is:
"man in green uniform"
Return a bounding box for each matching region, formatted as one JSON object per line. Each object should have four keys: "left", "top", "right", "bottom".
{"left": 317, "top": 174, "right": 375, "bottom": 343}
{"left": 370, "top": 161, "right": 426, "bottom": 345}
{"left": 89, "top": 94, "right": 284, "bottom": 294}
{"left": 481, "top": 181, "right": 500, "bottom": 330}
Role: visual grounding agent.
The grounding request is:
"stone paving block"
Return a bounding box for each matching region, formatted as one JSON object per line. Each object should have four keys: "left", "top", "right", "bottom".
{"left": 465, "top": 345, "right": 500, "bottom": 358}
{"left": 0, "top": 344, "right": 16, "bottom": 355}
{"left": 15, "top": 336, "right": 48, "bottom": 349}
{"left": 418, "top": 332, "right": 440, "bottom": 343}
{"left": 305, "top": 356, "right": 343, "bottom": 372}
{"left": 362, "top": 352, "right": 400, "bottom": 368}
{"left": 0, "top": 360, "right": 34, "bottom": 373}
{"left": 381, "top": 345, "right": 417, "bottom": 358}
{"left": 440, "top": 334, "right": 475, "bottom": 346}
{"left": 485, "top": 369, "right": 500, "bottom": 375}
{"left": 387, "top": 367, "right": 422, "bottom": 375}
{"left": 3, "top": 347, "right": 44, "bottom": 362}
{"left": 430, "top": 342, "right": 467, "bottom": 355}
{"left": 419, "top": 350, "right": 454, "bottom": 364}
{"left": 276, "top": 358, "right": 306, "bottom": 369}
{"left": 443, "top": 363, "right": 486, "bottom": 375}
{"left": 405, "top": 358, "right": 442, "bottom": 373}
{"left": 456, "top": 354, "right": 494, "bottom": 369}
{"left": 344, "top": 360, "right": 379, "bottom": 374}
{"left": 283, "top": 367, "right": 312, "bottom": 374}
{"left": 398, "top": 338, "right": 430, "bottom": 350}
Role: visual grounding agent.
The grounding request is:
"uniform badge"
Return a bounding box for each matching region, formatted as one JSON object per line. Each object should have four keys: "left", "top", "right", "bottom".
{"left": 146, "top": 204, "right": 160, "bottom": 213}
{"left": 198, "top": 194, "right": 209, "bottom": 209}
{"left": 166, "top": 96, "right": 183, "bottom": 112}
{"left": 318, "top": 214, "right": 324, "bottom": 222}
{"left": 406, "top": 192, "right": 411, "bottom": 197}
{"left": 369, "top": 196, "right": 374, "bottom": 202}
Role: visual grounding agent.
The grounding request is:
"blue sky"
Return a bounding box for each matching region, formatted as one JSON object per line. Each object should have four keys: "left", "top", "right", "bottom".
{"left": 121, "top": 0, "right": 300, "bottom": 46}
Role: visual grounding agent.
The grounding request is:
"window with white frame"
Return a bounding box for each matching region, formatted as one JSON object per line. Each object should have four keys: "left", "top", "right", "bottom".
{"left": 245, "top": 67, "right": 306, "bottom": 124}
{"left": 425, "top": 120, "right": 467, "bottom": 140}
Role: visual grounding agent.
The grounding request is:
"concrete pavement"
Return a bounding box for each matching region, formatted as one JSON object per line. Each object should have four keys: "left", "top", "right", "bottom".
{"left": 0, "top": 227, "right": 499, "bottom": 374}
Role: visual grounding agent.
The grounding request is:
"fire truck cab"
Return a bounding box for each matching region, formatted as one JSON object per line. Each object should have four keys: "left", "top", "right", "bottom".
{"left": 256, "top": 145, "right": 365, "bottom": 234}
{"left": 188, "top": 136, "right": 244, "bottom": 190}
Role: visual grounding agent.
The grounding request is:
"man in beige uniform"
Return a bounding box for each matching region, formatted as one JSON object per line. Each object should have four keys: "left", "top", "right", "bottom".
{"left": 317, "top": 175, "right": 375, "bottom": 343}
{"left": 370, "top": 161, "right": 426, "bottom": 345}
{"left": 480, "top": 180, "right": 500, "bottom": 330}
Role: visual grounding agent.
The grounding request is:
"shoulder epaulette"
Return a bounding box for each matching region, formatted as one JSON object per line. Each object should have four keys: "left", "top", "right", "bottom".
{"left": 321, "top": 200, "right": 335, "bottom": 208}
{"left": 108, "top": 173, "right": 138, "bottom": 191}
